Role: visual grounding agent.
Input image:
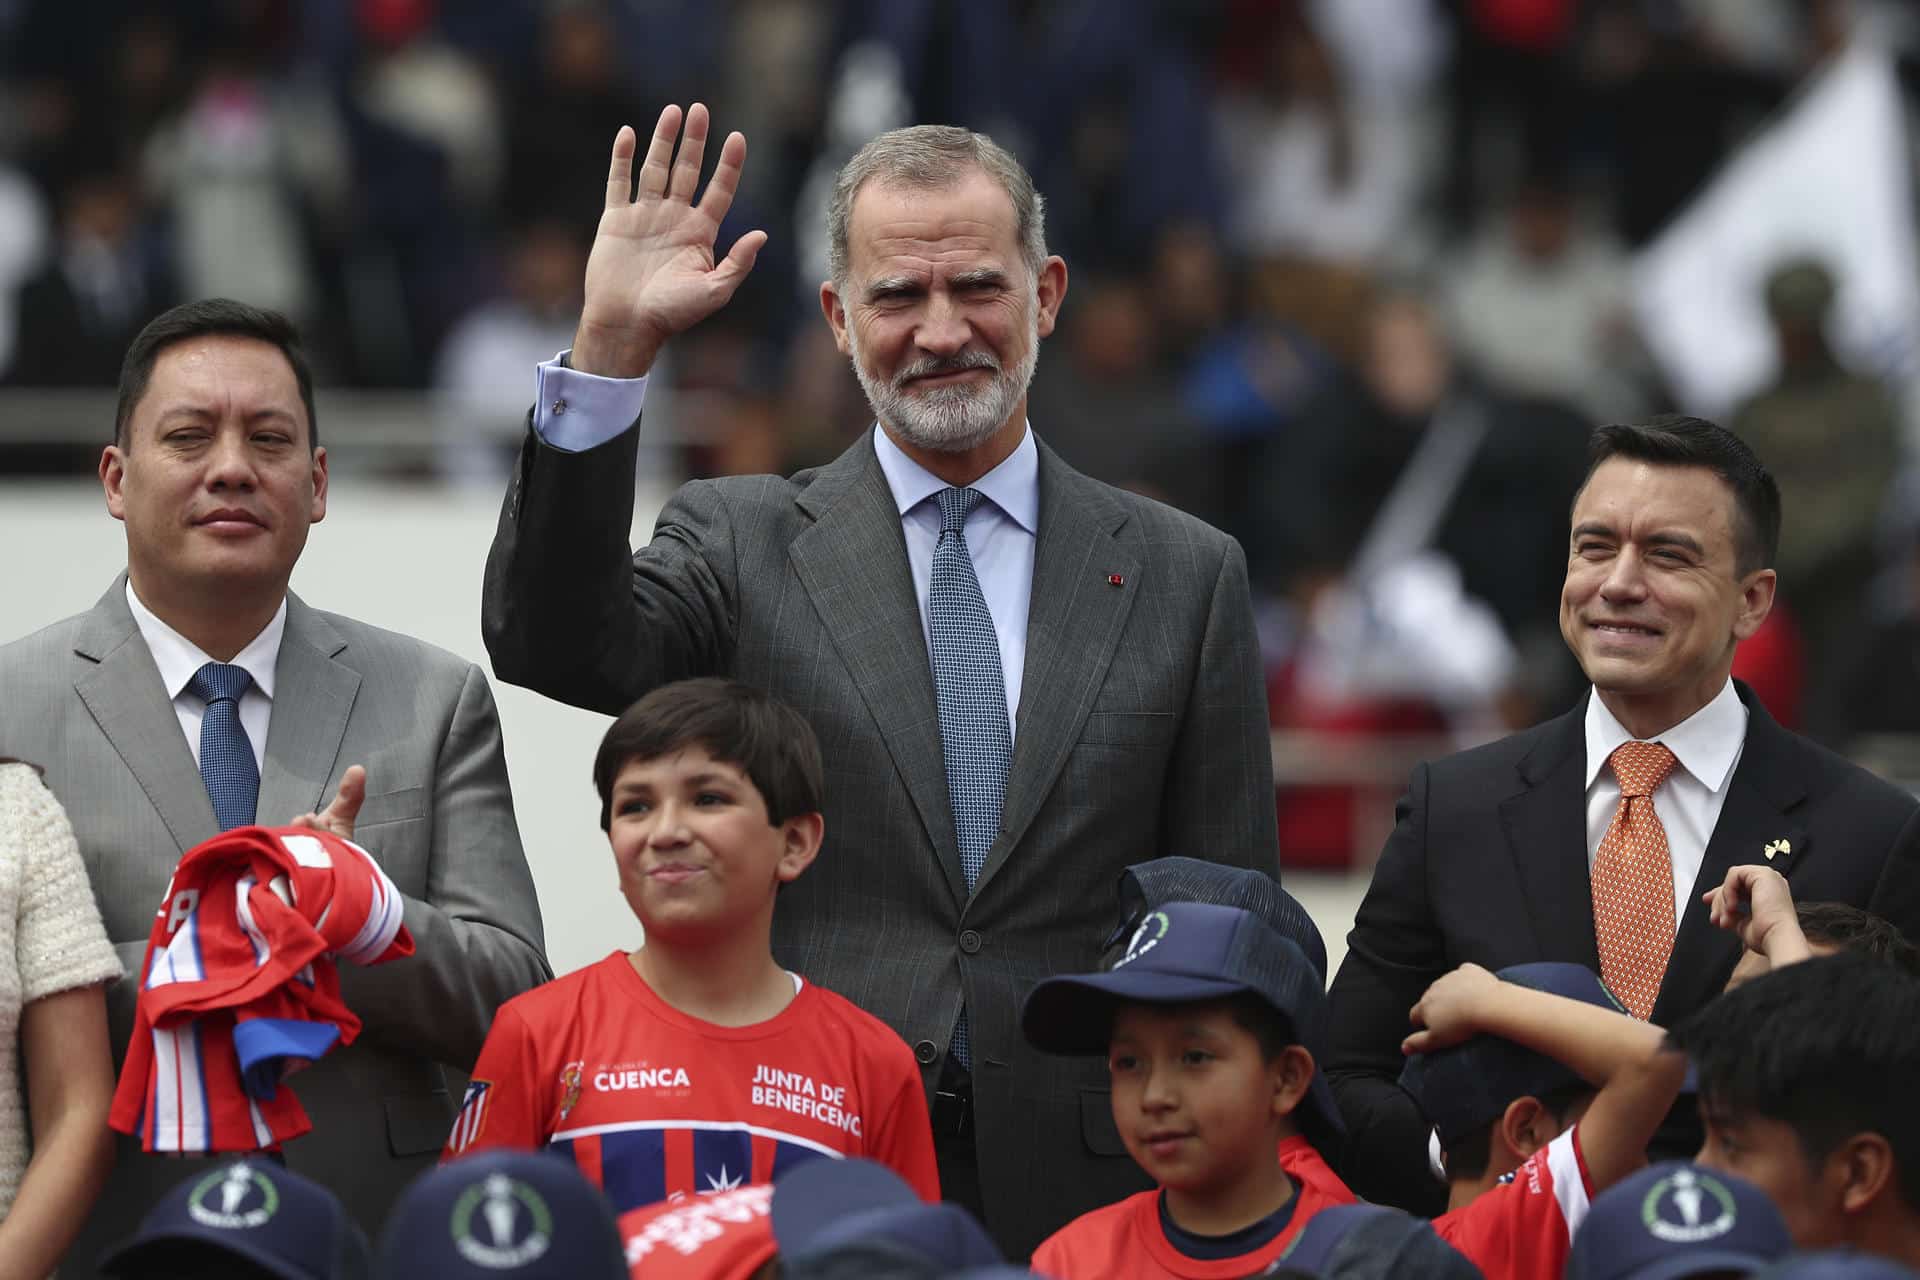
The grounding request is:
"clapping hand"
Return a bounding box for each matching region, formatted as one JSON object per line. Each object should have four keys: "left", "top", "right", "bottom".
{"left": 570, "top": 104, "right": 769, "bottom": 380}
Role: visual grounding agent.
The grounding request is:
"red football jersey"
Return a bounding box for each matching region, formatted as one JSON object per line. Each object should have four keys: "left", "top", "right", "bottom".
{"left": 1278, "top": 1135, "right": 1355, "bottom": 1206}
{"left": 445, "top": 952, "right": 939, "bottom": 1214}
{"left": 1432, "top": 1125, "right": 1594, "bottom": 1280}
{"left": 1031, "top": 1178, "right": 1345, "bottom": 1279}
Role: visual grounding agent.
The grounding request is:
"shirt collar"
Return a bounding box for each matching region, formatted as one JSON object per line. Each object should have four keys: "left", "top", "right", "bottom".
{"left": 1583, "top": 678, "right": 1747, "bottom": 793}
{"left": 871, "top": 422, "right": 1040, "bottom": 534}
{"left": 125, "top": 580, "right": 286, "bottom": 703}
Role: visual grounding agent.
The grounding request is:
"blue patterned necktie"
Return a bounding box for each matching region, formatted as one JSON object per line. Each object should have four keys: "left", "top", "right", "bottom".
{"left": 929, "top": 486, "right": 1013, "bottom": 1069}
{"left": 188, "top": 662, "right": 259, "bottom": 831}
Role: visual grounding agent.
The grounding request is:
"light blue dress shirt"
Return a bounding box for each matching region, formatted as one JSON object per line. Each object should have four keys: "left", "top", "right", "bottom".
{"left": 531, "top": 353, "right": 1038, "bottom": 739}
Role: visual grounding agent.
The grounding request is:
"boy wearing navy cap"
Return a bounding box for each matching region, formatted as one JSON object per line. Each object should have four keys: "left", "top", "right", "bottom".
{"left": 1021, "top": 901, "right": 1345, "bottom": 1278}
{"left": 1109, "top": 856, "right": 1355, "bottom": 1207}
{"left": 1400, "top": 961, "right": 1686, "bottom": 1280}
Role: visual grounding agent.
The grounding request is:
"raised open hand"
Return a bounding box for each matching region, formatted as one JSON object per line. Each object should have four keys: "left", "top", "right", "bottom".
{"left": 571, "top": 104, "right": 769, "bottom": 379}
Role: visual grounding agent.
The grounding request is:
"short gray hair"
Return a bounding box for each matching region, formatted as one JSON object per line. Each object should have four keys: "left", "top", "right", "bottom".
{"left": 826, "top": 125, "right": 1048, "bottom": 285}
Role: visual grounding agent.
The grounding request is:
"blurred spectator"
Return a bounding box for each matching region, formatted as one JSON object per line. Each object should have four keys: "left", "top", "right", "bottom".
{"left": 0, "top": 163, "right": 49, "bottom": 376}
{"left": 1026, "top": 273, "right": 1203, "bottom": 506}
{"left": 1215, "top": 2, "right": 1419, "bottom": 267}
{"left": 1733, "top": 256, "right": 1902, "bottom": 739}
{"left": 1252, "top": 291, "right": 1590, "bottom": 697}
{"left": 5, "top": 164, "right": 173, "bottom": 387}
{"left": 433, "top": 216, "right": 586, "bottom": 486}
{"left": 1583, "top": 2, "right": 1791, "bottom": 247}
{"left": 1444, "top": 174, "right": 1644, "bottom": 423}
{"left": 140, "top": 21, "right": 349, "bottom": 331}
{"left": 502, "top": 3, "right": 652, "bottom": 233}
{"left": 1439, "top": 0, "right": 1581, "bottom": 237}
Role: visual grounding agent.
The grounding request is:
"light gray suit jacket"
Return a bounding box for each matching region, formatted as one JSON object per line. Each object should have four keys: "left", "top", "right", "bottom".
{"left": 482, "top": 423, "right": 1279, "bottom": 1258}
{"left": 0, "top": 581, "right": 550, "bottom": 1269}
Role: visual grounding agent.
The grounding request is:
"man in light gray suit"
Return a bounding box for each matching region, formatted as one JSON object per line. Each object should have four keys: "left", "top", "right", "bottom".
{"left": 481, "top": 106, "right": 1279, "bottom": 1256}
{"left": 0, "top": 299, "right": 550, "bottom": 1269}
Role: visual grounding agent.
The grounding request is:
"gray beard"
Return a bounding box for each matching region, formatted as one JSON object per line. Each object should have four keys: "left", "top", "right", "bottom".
{"left": 848, "top": 307, "right": 1040, "bottom": 453}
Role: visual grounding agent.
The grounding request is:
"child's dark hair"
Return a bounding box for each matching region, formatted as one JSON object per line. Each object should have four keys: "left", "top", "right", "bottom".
{"left": 1226, "top": 991, "right": 1298, "bottom": 1061}
{"left": 1796, "top": 901, "right": 1920, "bottom": 977}
{"left": 1669, "top": 951, "right": 1920, "bottom": 1210}
{"left": 592, "top": 678, "right": 825, "bottom": 830}
{"left": 1441, "top": 1082, "right": 1590, "bottom": 1182}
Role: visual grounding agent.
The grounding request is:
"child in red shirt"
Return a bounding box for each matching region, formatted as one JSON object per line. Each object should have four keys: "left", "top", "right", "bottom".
{"left": 444, "top": 678, "right": 938, "bottom": 1212}
{"left": 1023, "top": 901, "right": 1346, "bottom": 1278}
{"left": 1398, "top": 962, "right": 1685, "bottom": 1280}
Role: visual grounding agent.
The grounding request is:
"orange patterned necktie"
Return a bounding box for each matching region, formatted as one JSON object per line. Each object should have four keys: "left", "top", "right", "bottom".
{"left": 1591, "top": 740, "right": 1680, "bottom": 1020}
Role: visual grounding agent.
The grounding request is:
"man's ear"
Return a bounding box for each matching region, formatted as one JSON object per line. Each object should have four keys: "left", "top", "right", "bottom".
{"left": 1270, "top": 1046, "right": 1315, "bottom": 1119}
{"left": 774, "top": 811, "right": 824, "bottom": 884}
{"left": 819, "top": 281, "right": 852, "bottom": 356}
{"left": 1499, "top": 1097, "right": 1559, "bottom": 1161}
{"left": 1034, "top": 255, "right": 1068, "bottom": 339}
{"left": 1834, "top": 1132, "right": 1897, "bottom": 1217}
{"left": 101, "top": 444, "right": 128, "bottom": 521}
{"left": 1733, "top": 567, "right": 1777, "bottom": 641}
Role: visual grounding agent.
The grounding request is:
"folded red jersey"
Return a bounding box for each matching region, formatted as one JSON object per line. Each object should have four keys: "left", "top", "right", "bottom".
{"left": 109, "top": 825, "right": 413, "bottom": 1154}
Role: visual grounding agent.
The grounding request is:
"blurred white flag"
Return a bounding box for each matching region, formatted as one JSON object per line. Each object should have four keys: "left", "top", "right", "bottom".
{"left": 1633, "top": 43, "right": 1920, "bottom": 418}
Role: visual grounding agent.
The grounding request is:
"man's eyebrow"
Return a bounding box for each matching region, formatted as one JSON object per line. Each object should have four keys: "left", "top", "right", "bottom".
{"left": 864, "top": 275, "right": 921, "bottom": 298}
{"left": 1645, "top": 530, "right": 1704, "bottom": 554}
{"left": 948, "top": 267, "right": 1008, "bottom": 289}
{"left": 1571, "top": 521, "right": 1617, "bottom": 541}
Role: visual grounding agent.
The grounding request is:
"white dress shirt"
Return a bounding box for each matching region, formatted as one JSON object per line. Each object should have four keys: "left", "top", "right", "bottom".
{"left": 1583, "top": 679, "right": 1748, "bottom": 924}
{"left": 530, "top": 354, "right": 1040, "bottom": 737}
{"left": 125, "top": 580, "right": 283, "bottom": 773}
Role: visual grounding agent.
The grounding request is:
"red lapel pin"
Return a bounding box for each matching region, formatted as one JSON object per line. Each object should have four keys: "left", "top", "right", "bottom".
{"left": 1108, "top": 574, "right": 1126, "bottom": 587}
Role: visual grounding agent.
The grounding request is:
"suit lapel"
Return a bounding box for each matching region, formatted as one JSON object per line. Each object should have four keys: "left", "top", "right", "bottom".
{"left": 72, "top": 579, "right": 219, "bottom": 856}
{"left": 1653, "top": 687, "right": 1808, "bottom": 1022}
{"left": 789, "top": 435, "right": 965, "bottom": 904}
{"left": 256, "top": 594, "right": 360, "bottom": 827}
{"left": 974, "top": 445, "right": 1138, "bottom": 897}
{"left": 1498, "top": 700, "right": 1603, "bottom": 970}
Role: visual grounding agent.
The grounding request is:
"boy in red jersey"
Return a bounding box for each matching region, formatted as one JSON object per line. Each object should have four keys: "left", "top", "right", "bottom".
{"left": 1022, "top": 901, "right": 1347, "bottom": 1278}
{"left": 444, "top": 678, "right": 938, "bottom": 1212}
{"left": 1399, "top": 962, "right": 1686, "bottom": 1280}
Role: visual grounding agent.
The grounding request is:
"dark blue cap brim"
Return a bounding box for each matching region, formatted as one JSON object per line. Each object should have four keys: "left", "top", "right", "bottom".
{"left": 1623, "top": 1249, "right": 1784, "bottom": 1280}
{"left": 1022, "top": 970, "right": 1255, "bottom": 1055}
{"left": 101, "top": 1231, "right": 308, "bottom": 1280}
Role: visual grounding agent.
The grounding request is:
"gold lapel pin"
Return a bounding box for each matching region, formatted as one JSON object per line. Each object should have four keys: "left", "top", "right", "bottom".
{"left": 1764, "top": 839, "right": 1792, "bottom": 861}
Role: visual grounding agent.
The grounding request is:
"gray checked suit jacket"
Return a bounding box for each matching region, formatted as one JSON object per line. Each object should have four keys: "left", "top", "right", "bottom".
{"left": 0, "top": 581, "right": 551, "bottom": 1270}
{"left": 482, "top": 422, "right": 1279, "bottom": 1258}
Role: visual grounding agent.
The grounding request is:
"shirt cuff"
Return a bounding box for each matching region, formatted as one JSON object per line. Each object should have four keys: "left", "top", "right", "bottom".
{"left": 532, "top": 350, "right": 650, "bottom": 453}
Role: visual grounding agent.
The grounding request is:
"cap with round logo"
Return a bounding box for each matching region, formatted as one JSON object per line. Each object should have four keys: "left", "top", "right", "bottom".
{"left": 100, "top": 1158, "right": 370, "bottom": 1279}
{"left": 374, "top": 1151, "right": 625, "bottom": 1279}
{"left": 1568, "top": 1161, "right": 1793, "bottom": 1280}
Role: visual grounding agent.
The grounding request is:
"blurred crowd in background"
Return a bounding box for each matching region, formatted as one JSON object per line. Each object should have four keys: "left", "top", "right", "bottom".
{"left": 8, "top": 0, "right": 1920, "bottom": 864}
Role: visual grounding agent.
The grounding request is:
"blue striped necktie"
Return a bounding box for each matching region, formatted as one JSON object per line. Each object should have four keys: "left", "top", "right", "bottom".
{"left": 929, "top": 485, "right": 1012, "bottom": 1069}
{"left": 188, "top": 661, "right": 259, "bottom": 831}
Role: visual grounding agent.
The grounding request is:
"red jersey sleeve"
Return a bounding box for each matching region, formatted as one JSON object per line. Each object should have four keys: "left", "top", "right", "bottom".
{"left": 444, "top": 1001, "right": 548, "bottom": 1158}
{"left": 1431, "top": 1125, "right": 1594, "bottom": 1280}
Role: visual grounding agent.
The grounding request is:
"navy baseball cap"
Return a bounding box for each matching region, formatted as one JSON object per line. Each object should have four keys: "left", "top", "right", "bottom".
{"left": 1568, "top": 1162, "right": 1792, "bottom": 1280}
{"left": 1268, "top": 1203, "right": 1483, "bottom": 1279}
{"left": 1109, "top": 857, "right": 1328, "bottom": 982}
{"left": 1754, "top": 1253, "right": 1920, "bottom": 1278}
{"left": 770, "top": 1155, "right": 1003, "bottom": 1279}
{"left": 1022, "top": 901, "right": 1342, "bottom": 1144}
{"left": 100, "top": 1158, "right": 369, "bottom": 1279}
{"left": 1400, "top": 962, "right": 1627, "bottom": 1149}
{"left": 372, "top": 1150, "right": 625, "bottom": 1278}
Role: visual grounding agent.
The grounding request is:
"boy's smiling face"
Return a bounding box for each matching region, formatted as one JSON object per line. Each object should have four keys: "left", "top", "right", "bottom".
{"left": 607, "top": 748, "right": 818, "bottom": 942}
{"left": 1107, "top": 1000, "right": 1310, "bottom": 1223}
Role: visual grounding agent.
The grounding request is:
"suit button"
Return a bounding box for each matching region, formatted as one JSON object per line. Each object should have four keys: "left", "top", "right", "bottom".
{"left": 959, "top": 929, "right": 982, "bottom": 954}
{"left": 913, "top": 1039, "right": 938, "bottom": 1065}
